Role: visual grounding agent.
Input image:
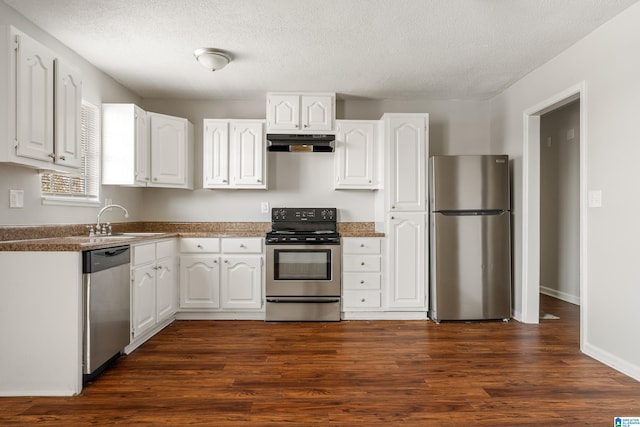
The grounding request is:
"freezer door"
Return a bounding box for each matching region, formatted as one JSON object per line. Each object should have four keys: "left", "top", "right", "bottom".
{"left": 429, "top": 211, "right": 511, "bottom": 321}
{"left": 430, "top": 155, "right": 510, "bottom": 211}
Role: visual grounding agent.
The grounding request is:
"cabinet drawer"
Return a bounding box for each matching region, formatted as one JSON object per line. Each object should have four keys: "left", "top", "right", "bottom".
{"left": 132, "top": 243, "right": 156, "bottom": 266}
{"left": 343, "top": 273, "right": 381, "bottom": 290}
{"left": 180, "top": 238, "right": 220, "bottom": 253}
{"left": 156, "top": 239, "right": 175, "bottom": 259}
{"left": 343, "top": 291, "right": 381, "bottom": 309}
{"left": 221, "top": 238, "right": 262, "bottom": 254}
{"left": 343, "top": 238, "right": 382, "bottom": 254}
{"left": 343, "top": 255, "right": 381, "bottom": 272}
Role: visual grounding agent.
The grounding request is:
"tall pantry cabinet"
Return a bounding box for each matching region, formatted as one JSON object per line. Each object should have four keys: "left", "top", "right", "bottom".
{"left": 376, "top": 114, "right": 429, "bottom": 316}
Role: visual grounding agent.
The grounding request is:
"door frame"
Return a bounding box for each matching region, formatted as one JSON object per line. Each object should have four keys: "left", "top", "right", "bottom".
{"left": 521, "top": 81, "right": 587, "bottom": 347}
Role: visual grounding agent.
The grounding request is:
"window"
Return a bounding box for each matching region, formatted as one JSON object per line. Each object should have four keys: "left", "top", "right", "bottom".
{"left": 41, "top": 101, "right": 100, "bottom": 205}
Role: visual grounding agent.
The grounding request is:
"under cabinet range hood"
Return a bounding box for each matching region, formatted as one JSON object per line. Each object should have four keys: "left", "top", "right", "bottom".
{"left": 266, "top": 134, "right": 335, "bottom": 152}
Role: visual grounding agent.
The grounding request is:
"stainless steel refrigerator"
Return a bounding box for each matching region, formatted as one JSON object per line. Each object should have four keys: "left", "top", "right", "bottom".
{"left": 429, "top": 155, "right": 511, "bottom": 322}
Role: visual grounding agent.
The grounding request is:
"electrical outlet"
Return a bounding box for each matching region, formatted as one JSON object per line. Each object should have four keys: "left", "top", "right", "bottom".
{"left": 588, "top": 190, "right": 602, "bottom": 208}
{"left": 104, "top": 198, "right": 113, "bottom": 206}
{"left": 261, "top": 202, "right": 270, "bottom": 214}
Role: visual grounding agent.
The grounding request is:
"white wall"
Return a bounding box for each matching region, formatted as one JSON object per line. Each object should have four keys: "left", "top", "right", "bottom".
{"left": 539, "top": 101, "right": 580, "bottom": 304}
{"left": 0, "top": 3, "right": 144, "bottom": 225}
{"left": 139, "top": 98, "right": 490, "bottom": 222}
{"left": 490, "top": 2, "right": 640, "bottom": 379}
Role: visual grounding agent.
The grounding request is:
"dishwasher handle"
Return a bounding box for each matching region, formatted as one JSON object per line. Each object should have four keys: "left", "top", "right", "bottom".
{"left": 83, "top": 245, "right": 131, "bottom": 274}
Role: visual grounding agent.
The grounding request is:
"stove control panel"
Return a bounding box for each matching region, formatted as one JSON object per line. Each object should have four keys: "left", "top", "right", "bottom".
{"left": 272, "top": 208, "right": 337, "bottom": 222}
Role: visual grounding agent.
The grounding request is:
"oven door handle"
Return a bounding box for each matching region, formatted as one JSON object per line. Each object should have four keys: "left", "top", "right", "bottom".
{"left": 266, "top": 298, "right": 340, "bottom": 304}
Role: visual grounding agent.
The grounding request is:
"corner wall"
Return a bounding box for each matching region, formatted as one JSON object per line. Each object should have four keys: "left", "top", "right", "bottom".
{"left": 490, "top": 2, "right": 640, "bottom": 380}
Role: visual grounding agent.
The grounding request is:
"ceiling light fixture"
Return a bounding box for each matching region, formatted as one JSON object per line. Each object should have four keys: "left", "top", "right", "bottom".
{"left": 193, "top": 48, "right": 231, "bottom": 71}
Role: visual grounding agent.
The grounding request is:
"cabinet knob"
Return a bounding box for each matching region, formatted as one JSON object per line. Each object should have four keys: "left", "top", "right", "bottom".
{"left": 153, "top": 177, "right": 158, "bottom": 181}
{"left": 360, "top": 244, "right": 365, "bottom": 247}
{"left": 48, "top": 153, "right": 55, "bottom": 159}
{"left": 303, "top": 124, "right": 308, "bottom": 128}
{"left": 391, "top": 216, "right": 395, "bottom": 220}
{"left": 224, "top": 260, "right": 228, "bottom": 263}
{"left": 391, "top": 205, "right": 395, "bottom": 209}
{"left": 361, "top": 298, "right": 366, "bottom": 302}
{"left": 213, "top": 260, "right": 217, "bottom": 263}
{"left": 360, "top": 280, "right": 365, "bottom": 284}
{"left": 256, "top": 179, "right": 261, "bottom": 183}
{"left": 361, "top": 262, "right": 365, "bottom": 266}
{"left": 222, "top": 179, "right": 227, "bottom": 183}
{"left": 59, "top": 155, "right": 66, "bottom": 161}
{"left": 240, "top": 244, "right": 246, "bottom": 248}
{"left": 197, "top": 244, "right": 203, "bottom": 249}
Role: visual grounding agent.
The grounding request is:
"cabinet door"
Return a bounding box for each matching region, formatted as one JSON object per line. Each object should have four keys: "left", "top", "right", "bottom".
{"left": 54, "top": 59, "right": 82, "bottom": 168}
{"left": 179, "top": 256, "right": 220, "bottom": 309}
{"left": 231, "top": 121, "right": 265, "bottom": 188}
{"left": 386, "top": 213, "right": 427, "bottom": 309}
{"left": 149, "top": 113, "right": 188, "bottom": 186}
{"left": 156, "top": 257, "right": 177, "bottom": 322}
{"left": 387, "top": 116, "right": 427, "bottom": 211}
{"left": 267, "top": 94, "right": 299, "bottom": 131}
{"left": 335, "top": 121, "right": 376, "bottom": 189}
{"left": 134, "top": 106, "right": 150, "bottom": 185}
{"left": 203, "top": 120, "right": 230, "bottom": 188}
{"left": 132, "top": 264, "right": 157, "bottom": 337}
{"left": 301, "top": 95, "right": 333, "bottom": 131}
{"left": 14, "top": 31, "right": 55, "bottom": 163}
{"left": 220, "top": 256, "right": 262, "bottom": 309}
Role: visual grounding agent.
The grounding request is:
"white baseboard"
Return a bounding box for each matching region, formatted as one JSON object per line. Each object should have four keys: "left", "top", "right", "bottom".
{"left": 341, "top": 311, "right": 429, "bottom": 320}
{"left": 583, "top": 342, "right": 640, "bottom": 382}
{"left": 176, "top": 311, "right": 265, "bottom": 320}
{"left": 540, "top": 285, "right": 580, "bottom": 305}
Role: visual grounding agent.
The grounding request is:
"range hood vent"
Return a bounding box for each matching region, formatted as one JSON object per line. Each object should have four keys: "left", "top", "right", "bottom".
{"left": 266, "top": 134, "right": 335, "bottom": 152}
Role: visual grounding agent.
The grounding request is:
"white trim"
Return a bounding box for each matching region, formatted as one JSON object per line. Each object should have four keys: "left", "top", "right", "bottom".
{"left": 41, "top": 195, "right": 100, "bottom": 207}
{"left": 341, "top": 311, "right": 429, "bottom": 320}
{"left": 521, "top": 81, "right": 587, "bottom": 354}
{"left": 540, "top": 285, "right": 580, "bottom": 306}
{"left": 583, "top": 342, "right": 640, "bottom": 382}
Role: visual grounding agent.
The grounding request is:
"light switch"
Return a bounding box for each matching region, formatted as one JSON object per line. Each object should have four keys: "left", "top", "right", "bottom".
{"left": 588, "top": 190, "right": 602, "bottom": 208}
{"left": 9, "top": 189, "right": 24, "bottom": 208}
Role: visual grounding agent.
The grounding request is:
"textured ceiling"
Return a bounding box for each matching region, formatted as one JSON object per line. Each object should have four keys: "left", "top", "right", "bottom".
{"left": 3, "top": 0, "right": 638, "bottom": 100}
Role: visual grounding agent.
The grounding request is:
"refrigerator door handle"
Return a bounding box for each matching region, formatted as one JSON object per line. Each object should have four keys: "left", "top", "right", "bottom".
{"left": 438, "top": 210, "right": 507, "bottom": 216}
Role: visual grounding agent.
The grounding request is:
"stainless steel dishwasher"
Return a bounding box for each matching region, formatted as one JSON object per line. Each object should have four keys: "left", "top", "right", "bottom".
{"left": 82, "top": 245, "right": 130, "bottom": 380}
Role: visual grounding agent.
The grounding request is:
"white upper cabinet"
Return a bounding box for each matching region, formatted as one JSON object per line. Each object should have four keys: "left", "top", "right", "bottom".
{"left": 266, "top": 92, "right": 335, "bottom": 133}
{"left": 103, "top": 107, "right": 193, "bottom": 189}
{"left": 334, "top": 120, "right": 378, "bottom": 189}
{"left": 203, "top": 120, "right": 229, "bottom": 187}
{"left": 54, "top": 59, "right": 82, "bottom": 168}
{"left": 102, "top": 104, "right": 150, "bottom": 186}
{"left": 149, "top": 112, "right": 193, "bottom": 188}
{"left": 231, "top": 121, "right": 265, "bottom": 187}
{"left": 384, "top": 114, "right": 429, "bottom": 212}
{"left": 203, "top": 119, "right": 266, "bottom": 189}
{"left": 1, "top": 26, "right": 82, "bottom": 172}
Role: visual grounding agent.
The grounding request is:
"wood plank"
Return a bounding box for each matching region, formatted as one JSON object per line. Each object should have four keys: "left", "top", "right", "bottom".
{"left": 1, "top": 295, "right": 639, "bottom": 425}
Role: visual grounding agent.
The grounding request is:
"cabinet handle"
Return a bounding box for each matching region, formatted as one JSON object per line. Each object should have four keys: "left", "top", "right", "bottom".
{"left": 48, "top": 153, "right": 55, "bottom": 159}
{"left": 59, "top": 155, "right": 66, "bottom": 161}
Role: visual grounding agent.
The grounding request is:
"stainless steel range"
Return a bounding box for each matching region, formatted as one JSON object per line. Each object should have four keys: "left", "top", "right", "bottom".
{"left": 265, "top": 207, "right": 341, "bottom": 321}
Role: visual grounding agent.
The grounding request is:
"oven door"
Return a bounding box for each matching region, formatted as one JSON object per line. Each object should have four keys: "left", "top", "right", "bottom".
{"left": 266, "top": 244, "right": 341, "bottom": 297}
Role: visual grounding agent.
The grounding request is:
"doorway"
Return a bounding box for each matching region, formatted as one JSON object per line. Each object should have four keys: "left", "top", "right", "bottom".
{"left": 521, "top": 82, "right": 586, "bottom": 350}
{"left": 539, "top": 100, "right": 581, "bottom": 308}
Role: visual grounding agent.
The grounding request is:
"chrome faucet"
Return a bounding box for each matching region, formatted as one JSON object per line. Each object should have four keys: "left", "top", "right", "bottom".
{"left": 96, "top": 204, "right": 129, "bottom": 234}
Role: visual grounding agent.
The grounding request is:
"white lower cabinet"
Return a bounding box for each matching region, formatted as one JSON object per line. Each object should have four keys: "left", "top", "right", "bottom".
{"left": 179, "top": 237, "right": 264, "bottom": 317}
{"left": 342, "top": 237, "right": 383, "bottom": 313}
{"left": 129, "top": 239, "right": 177, "bottom": 350}
{"left": 386, "top": 213, "right": 427, "bottom": 310}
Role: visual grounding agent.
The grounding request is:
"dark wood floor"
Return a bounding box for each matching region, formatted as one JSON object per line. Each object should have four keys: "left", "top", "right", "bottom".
{"left": 2, "top": 295, "right": 639, "bottom": 426}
